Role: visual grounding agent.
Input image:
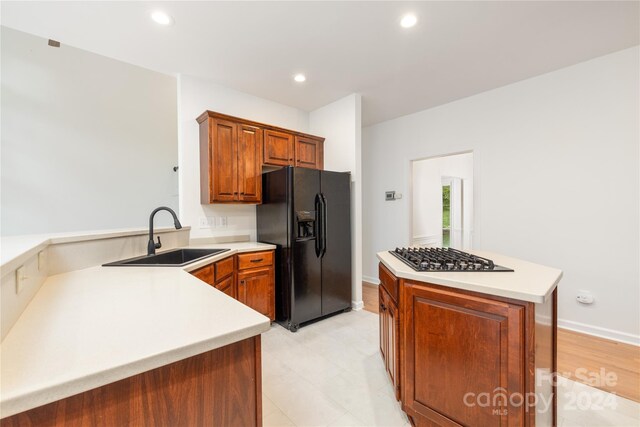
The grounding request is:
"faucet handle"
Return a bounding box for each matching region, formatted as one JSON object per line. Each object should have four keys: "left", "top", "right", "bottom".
{"left": 155, "top": 236, "right": 162, "bottom": 250}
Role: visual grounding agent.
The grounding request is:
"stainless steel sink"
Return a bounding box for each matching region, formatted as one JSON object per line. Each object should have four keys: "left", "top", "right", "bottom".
{"left": 103, "top": 248, "right": 230, "bottom": 267}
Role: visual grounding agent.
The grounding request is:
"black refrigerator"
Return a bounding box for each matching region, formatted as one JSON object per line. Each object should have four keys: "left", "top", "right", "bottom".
{"left": 257, "top": 166, "right": 352, "bottom": 332}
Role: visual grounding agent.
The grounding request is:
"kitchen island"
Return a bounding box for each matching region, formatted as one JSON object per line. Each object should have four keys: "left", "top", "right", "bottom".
{"left": 0, "top": 240, "right": 275, "bottom": 426}
{"left": 377, "top": 249, "right": 562, "bottom": 427}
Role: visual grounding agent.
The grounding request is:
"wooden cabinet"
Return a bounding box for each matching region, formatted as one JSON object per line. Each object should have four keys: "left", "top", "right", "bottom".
{"left": 191, "top": 264, "right": 213, "bottom": 284}
{"left": 262, "top": 132, "right": 324, "bottom": 170}
{"left": 2, "top": 337, "right": 263, "bottom": 427}
{"left": 237, "top": 124, "right": 263, "bottom": 203}
{"left": 263, "top": 129, "right": 294, "bottom": 167}
{"left": 238, "top": 267, "right": 275, "bottom": 321}
{"left": 189, "top": 250, "right": 275, "bottom": 321}
{"left": 197, "top": 111, "right": 325, "bottom": 204}
{"left": 199, "top": 117, "right": 262, "bottom": 204}
{"left": 295, "top": 135, "right": 324, "bottom": 170}
{"left": 214, "top": 256, "right": 235, "bottom": 298}
{"left": 403, "top": 281, "right": 528, "bottom": 426}
{"left": 379, "top": 285, "right": 400, "bottom": 401}
{"left": 237, "top": 250, "right": 275, "bottom": 321}
{"left": 379, "top": 262, "right": 558, "bottom": 427}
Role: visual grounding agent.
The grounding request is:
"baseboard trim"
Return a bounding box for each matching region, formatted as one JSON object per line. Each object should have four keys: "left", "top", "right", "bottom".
{"left": 558, "top": 318, "right": 640, "bottom": 346}
{"left": 351, "top": 300, "right": 364, "bottom": 311}
{"left": 362, "top": 275, "right": 379, "bottom": 285}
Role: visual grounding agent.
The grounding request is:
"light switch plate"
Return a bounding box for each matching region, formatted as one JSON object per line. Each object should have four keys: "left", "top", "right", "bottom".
{"left": 385, "top": 191, "right": 396, "bottom": 201}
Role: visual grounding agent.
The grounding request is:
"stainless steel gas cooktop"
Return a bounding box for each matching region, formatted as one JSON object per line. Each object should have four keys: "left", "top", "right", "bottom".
{"left": 390, "top": 247, "right": 513, "bottom": 272}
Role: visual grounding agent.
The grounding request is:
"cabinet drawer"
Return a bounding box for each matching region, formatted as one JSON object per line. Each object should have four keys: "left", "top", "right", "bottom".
{"left": 379, "top": 263, "right": 399, "bottom": 303}
{"left": 237, "top": 251, "right": 273, "bottom": 270}
{"left": 215, "top": 256, "right": 234, "bottom": 281}
{"left": 191, "top": 264, "right": 214, "bottom": 285}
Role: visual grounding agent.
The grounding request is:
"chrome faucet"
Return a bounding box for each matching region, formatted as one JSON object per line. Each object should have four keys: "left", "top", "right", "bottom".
{"left": 148, "top": 206, "right": 182, "bottom": 255}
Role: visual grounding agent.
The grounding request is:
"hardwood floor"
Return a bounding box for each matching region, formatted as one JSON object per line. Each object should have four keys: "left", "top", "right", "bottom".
{"left": 362, "top": 281, "right": 640, "bottom": 403}
{"left": 362, "top": 281, "right": 380, "bottom": 313}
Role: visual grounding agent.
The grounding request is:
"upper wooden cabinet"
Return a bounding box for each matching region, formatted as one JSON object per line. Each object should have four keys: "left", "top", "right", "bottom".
{"left": 199, "top": 117, "right": 261, "bottom": 204}
{"left": 237, "top": 124, "right": 262, "bottom": 203}
{"left": 263, "top": 130, "right": 294, "bottom": 167}
{"left": 198, "top": 111, "right": 324, "bottom": 204}
{"left": 295, "top": 136, "right": 324, "bottom": 170}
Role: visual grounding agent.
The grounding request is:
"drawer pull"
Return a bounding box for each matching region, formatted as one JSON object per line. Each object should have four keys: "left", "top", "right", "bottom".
{"left": 250, "top": 258, "right": 264, "bottom": 263}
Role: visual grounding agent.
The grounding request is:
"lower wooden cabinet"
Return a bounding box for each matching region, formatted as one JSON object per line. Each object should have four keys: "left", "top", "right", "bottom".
{"left": 379, "top": 285, "right": 400, "bottom": 401}
{"left": 379, "top": 263, "right": 557, "bottom": 427}
{"left": 1, "top": 337, "right": 263, "bottom": 427}
{"left": 215, "top": 274, "right": 235, "bottom": 298}
{"left": 403, "top": 281, "right": 529, "bottom": 426}
{"left": 190, "top": 250, "right": 275, "bottom": 321}
{"left": 238, "top": 267, "right": 275, "bottom": 321}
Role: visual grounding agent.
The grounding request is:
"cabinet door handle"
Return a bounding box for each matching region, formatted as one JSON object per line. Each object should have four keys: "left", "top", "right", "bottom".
{"left": 240, "top": 280, "right": 245, "bottom": 285}
{"left": 380, "top": 303, "right": 386, "bottom": 311}
{"left": 250, "top": 258, "right": 263, "bottom": 263}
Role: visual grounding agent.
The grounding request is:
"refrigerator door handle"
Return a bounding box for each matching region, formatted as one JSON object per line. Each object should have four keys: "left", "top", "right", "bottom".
{"left": 314, "top": 193, "right": 324, "bottom": 257}
{"left": 320, "top": 193, "right": 328, "bottom": 258}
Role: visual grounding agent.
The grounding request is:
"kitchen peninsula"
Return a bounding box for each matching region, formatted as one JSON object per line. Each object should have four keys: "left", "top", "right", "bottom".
{"left": 0, "top": 230, "right": 274, "bottom": 426}
{"left": 377, "top": 249, "right": 562, "bottom": 427}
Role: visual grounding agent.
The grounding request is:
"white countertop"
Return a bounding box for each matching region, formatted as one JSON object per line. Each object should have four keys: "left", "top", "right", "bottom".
{"left": 0, "top": 242, "right": 275, "bottom": 418}
{"left": 377, "top": 250, "right": 562, "bottom": 303}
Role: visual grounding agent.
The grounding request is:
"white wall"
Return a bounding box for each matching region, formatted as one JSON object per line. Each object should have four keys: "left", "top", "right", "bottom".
{"left": 412, "top": 153, "right": 473, "bottom": 247}
{"left": 363, "top": 46, "right": 640, "bottom": 343}
{"left": 1, "top": 27, "right": 178, "bottom": 235}
{"left": 309, "top": 94, "right": 363, "bottom": 308}
{"left": 177, "top": 74, "right": 309, "bottom": 241}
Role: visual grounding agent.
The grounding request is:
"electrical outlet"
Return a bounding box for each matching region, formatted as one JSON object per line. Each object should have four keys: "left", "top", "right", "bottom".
{"left": 576, "top": 290, "right": 594, "bottom": 305}
{"left": 219, "top": 216, "right": 228, "bottom": 228}
{"left": 198, "top": 217, "right": 215, "bottom": 229}
{"left": 15, "top": 266, "right": 27, "bottom": 294}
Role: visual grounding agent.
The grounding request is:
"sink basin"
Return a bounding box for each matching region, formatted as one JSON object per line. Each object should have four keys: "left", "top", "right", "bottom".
{"left": 103, "top": 248, "right": 230, "bottom": 267}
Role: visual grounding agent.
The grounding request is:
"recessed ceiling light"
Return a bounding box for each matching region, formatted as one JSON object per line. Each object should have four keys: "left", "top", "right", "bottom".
{"left": 400, "top": 14, "right": 417, "bottom": 28}
{"left": 151, "top": 11, "right": 174, "bottom": 26}
{"left": 294, "top": 74, "right": 306, "bottom": 83}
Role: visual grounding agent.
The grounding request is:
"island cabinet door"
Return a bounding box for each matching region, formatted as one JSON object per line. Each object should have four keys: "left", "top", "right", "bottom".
{"left": 402, "top": 281, "right": 528, "bottom": 427}
{"left": 379, "top": 286, "right": 388, "bottom": 362}
{"left": 379, "top": 285, "right": 401, "bottom": 401}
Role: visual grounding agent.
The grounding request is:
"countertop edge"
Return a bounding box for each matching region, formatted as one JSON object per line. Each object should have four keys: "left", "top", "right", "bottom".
{"left": 376, "top": 251, "right": 561, "bottom": 304}
{"left": 1, "top": 320, "right": 270, "bottom": 418}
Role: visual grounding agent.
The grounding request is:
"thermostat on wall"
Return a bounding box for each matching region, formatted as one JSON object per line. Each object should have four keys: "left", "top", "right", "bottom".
{"left": 385, "top": 191, "right": 402, "bottom": 201}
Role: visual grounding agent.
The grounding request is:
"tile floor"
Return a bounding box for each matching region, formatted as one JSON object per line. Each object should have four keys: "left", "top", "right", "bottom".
{"left": 261, "top": 310, "right": 640, "bottom": 427}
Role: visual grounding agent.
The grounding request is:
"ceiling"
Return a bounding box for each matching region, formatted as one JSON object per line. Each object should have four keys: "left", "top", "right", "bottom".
{"left": 1, "top": 1, "right": 638, "bottom": 126}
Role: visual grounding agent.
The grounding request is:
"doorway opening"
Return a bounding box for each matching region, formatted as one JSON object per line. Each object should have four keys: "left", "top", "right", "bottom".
{"left": 411, "top": 152, "right": 473, "bottom": 249}
{"left": 442, "top": 183, "right": 450, "bottom": 247}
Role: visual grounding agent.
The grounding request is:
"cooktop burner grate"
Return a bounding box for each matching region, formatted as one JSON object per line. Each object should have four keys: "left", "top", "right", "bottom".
{"left": 389, "top": 247, "right": 513, "bottom": 272}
